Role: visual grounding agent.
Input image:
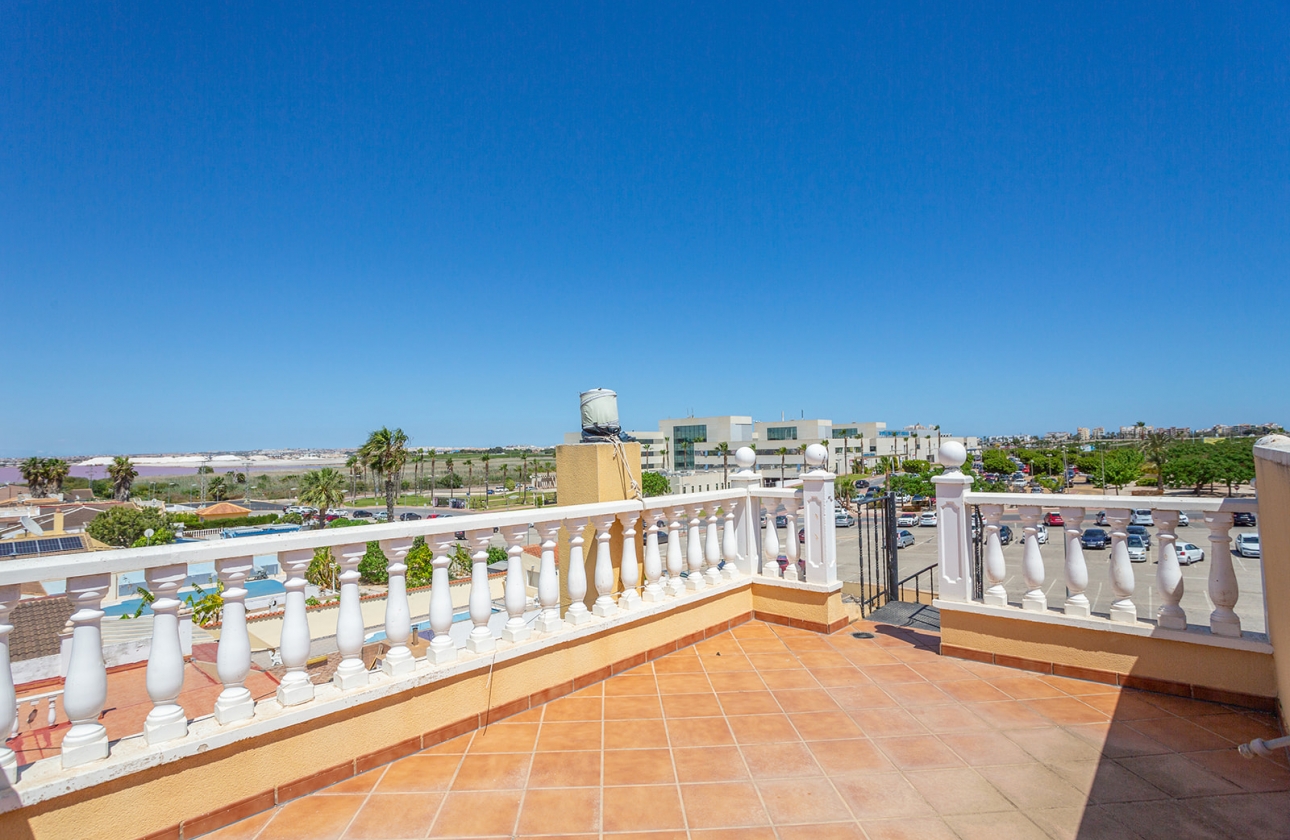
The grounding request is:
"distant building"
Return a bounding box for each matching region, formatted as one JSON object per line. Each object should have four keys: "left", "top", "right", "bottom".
{"left": 195, "top": 502, "right": 253, "bottom": 522}
{"left": 1076, "top": 428, "right": 1090, "bottom": 442}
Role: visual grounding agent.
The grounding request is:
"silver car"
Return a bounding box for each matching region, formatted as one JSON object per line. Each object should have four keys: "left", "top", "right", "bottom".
{"left": 1234, "top": 534, "right": 1261, "bottom": 558}
{"left": 1127, "top": 535, "right": 1147, "bottom": 563}
{"left": 896, "top": 530, "right": 915, "bottom": 548}
{"left": 1130, "top": 509, "right": 1155, "bottom": 526}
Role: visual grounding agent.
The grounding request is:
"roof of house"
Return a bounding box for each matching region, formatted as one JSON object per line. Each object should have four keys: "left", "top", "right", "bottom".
{"left": 195, "top": 502, "right": 252, "bottom": 517}
{"left": 10, "top": 596, "right": 73, "bottom": 662}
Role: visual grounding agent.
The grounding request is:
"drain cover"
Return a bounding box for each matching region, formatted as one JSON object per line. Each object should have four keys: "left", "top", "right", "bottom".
{"left": 851, "top": 632, "right": 875, "bottom": 639}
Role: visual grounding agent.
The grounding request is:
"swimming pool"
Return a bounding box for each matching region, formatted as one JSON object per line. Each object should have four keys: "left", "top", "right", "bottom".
{"left": 363, "top": 608, "right": 496, "bottom": 642}
{"left": 104, "top": 579, "right": 286, "bottom": 616}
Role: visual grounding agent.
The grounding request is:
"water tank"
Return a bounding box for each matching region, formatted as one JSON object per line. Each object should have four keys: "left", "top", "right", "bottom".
{"left": 580, "top": 389, "right": 621, "bottom": 441}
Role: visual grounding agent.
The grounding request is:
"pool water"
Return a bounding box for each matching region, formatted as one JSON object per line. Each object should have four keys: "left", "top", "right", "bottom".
{"left": 363, "top": 608, "right": 496, "bottom": 643}
{"left": 105, "top": 579, "right": 286, "bottom": 616}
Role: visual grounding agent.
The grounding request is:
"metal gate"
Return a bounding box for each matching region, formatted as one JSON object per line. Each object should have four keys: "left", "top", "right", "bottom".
{"left": 855, "top": 492, "right": 898, "bottom": 617}
{"left": 971, "top": 504, "right": 984, "bottom": 599}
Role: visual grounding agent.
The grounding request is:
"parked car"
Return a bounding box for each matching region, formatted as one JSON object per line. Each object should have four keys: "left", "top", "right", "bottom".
{"left": 1081, "top": 528, "right": 1110, "bottom": 549}
{"left": 1130, "top": 509, "right": 1155, "bottom": 527}
{"left": 399, "top": 512, "right": 422, "bottom": 521}
{"left": 1126, "top": 535, "right": 1147, "bottom": 563}
{"left": 897, "top": 512, "right": 918, "bottom": 527}
{"left": 1035, "top": 524, "right": 1048, "bottom": 545}
{"left": 1234, "top": 534, "right": 1261, "bottom": 558}
{"left": 352, "top": 510, "right": 373, "bottom": 519}
{"left": 1044, "top": 512, "right": 1064, "bottom": 527}
{"left": 1177, "top": 511, "right": 1190, "bottom": 527}
{"left": 998, "top": 525, "right": 1014, "bottom": 546}
{"left": 1175, "top": 542, "right": 1205, "bottom": 565}
{"left": 919, "top": 511, "right": 937, "bottom": 527}
{"left": 374, "top": 511, "right": 389, "bottom": 522}
{"left": 835, "top": 512, "right": 856, "bottom": 528}
{"left": 775, "top": 515, "right": 788, "bottom": 528}
{"left": 896, "top": 530, "right": 915, "bottom": 548}
{"left": 1095, "top": 511, "right": 1109, "bottom": 526}
{"left": 1126, "top": 525, "right": 1151, "bottom": 548}
{"left": 330, "top": 509, "right": 349, "bottom": 519}
{"left": 1234, "top": 511, "right": 1257, "bottom": 527}
{"left": 854, "top": 480, "right": 870, "bottom": 489}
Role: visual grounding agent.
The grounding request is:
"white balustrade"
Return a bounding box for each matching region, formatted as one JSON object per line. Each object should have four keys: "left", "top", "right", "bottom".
{"left": 642, "top": 513, "right": 665, "bottom": 601}
{"left": 502, "top": 526, "right": 531, "bottom": 642}
{"left": 799, "top": 444, "right": 837, "bottom": 585}
{"left": 0, "top": 584, "right": 19, "bottom": 783}
{"left": 1154, "top": 511, "right": 1186, "bottom": 631}
{"left": 1018, "top": 506, "right": 1046, "bottom": 612}
{"left": 277, "top": 549, "right": 315, "bottom": 706}
{"left": 762, "top": 502, "right": 781, "bottom": 578}
{"left": 782, "top": 499, "right": 800, "bottom": 582}
{"left": 61, "top": 574, "right": 111, "bottom": 768}
{"left": 564, "top": 517, "right": 591, "bottom": 624}
{"left": 1205, "top": 511, "right": 1241, "bottom": 637}
{"left": 1104, "top": 509, "right": 1137, "bottom": 624}
{"left": 534, "top": 523, "right": 563, "bottom": 633}
{"left": 466, "top": 531, "right": 496, "bottom": 652}
{"left": 380, "top": 538, "right": 416, "bottom": 675}
{"left": 428, "top": 536, "right": 458, "bottom": 664}
{"left": 618, "top": 512, "right": 642, "bottom": 609}
{"left": 591, "top": 515, "right": 618, "bottom": 617}
{"left": 334, "top": 544, "right": 369, "bottom": 689}
{"left": 685, "top": 507, "right": 706, "bottom": 591}
{"left": 214, "top": 557, "right": 255, "bottom": 723}
{"left": 144, "top": 563, "right": 189, "bottom": 744}
{"left": 666, "top": 507, "right": 686, "bottom": 596}
{"left": 704, "top": 507, "right": 722, "bottom": 585}
{"left": 1059, "top": 507, "right": 1090, "bottom": 617}
{"left": 721, "top": 500, "right": 740, "bottom": 580}
{"left": 980, "top": 505, "right": 1007, "bottom": 607}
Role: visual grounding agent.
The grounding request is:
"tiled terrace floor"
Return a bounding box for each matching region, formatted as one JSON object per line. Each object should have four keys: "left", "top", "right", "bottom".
{"left": 200, "top": 620, "right": 1290, "bottom": 840}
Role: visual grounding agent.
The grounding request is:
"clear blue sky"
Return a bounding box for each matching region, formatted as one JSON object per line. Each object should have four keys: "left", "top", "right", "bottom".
{"left": 3, "top": 2, "right": 1287, "bottom": 456}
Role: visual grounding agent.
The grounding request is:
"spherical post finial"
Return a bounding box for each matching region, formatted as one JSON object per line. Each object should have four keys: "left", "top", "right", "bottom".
{"left": 805, "top": 444, "right": 827, "bottom": 468}
{"left": 735, "top": 446, "right": 756, "bottom": 470}
{"left": 939, "top": 441, "right": 967, "bottom": 471}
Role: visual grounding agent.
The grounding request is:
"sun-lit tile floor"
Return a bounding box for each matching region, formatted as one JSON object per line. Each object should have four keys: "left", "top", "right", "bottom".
{"left": 199, "top": 620, "right": 1290, "bottom": 840}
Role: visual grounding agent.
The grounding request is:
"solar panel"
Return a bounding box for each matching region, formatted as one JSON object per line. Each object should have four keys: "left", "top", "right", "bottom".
{"left": 12, "top": 542, "right": 38, "bottom": 556}
{"left": 0, "top": 543, "right": 13, "bottom": 557}
{"left": 59, "top": 536, "right": 84, "bottom": 551}
{"left": 36, "top": 539, "right": 63, "bottom": 554}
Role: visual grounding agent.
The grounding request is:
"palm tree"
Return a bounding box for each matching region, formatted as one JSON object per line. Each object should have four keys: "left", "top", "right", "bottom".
{"left": 19, "top": 457, "right": 48, "bottom": 497}
{"left": 481, "top": 454, "right": 492, "bottom": 508}
{"left": 107, "top": 456, "right": 138, "bottom": 502}
{"left": 840, "top": 433, "right": 849, "bottom": 476}
{"left": 714, "top": 442, "right": 731, "bottom": 487}
{"left": 464, "top": 459, "right": 474, "bottom": 500}
{"left": 358, "top": 427, "right": 410, "bottom": 521}
{"left": 427, "top": 448, "right": 438, "bottom": 507}
{"left": 346, "top": 455, "right": 362, "bottom": 501}
{"left": 520, "top": 451, "right": 530, "bottom": 503}
{"left": 1140, "top": 431, "right": 1170, "bottom": 492}
{"left": 797, "top": 443, "right": 808, "bottom": 475}
{"left": 663, "top": 436, "right": 671, "bottom": 471}
{"left": 445, "top": 457, "right": 455, "bottom": 499}
{"left": 776, "top": 447, "right": 789, "bottom": 484}
{"left": 641, "top": 444, "right": 652, "bottom": 470}
{"left": 299, "top": 468, "right": 347, "bottom": 529}
{"left": 208, "top": 475, "right": 228, "bottom": 502}
{"left": 45, "top": 459, "right": 70, "bottom": 496}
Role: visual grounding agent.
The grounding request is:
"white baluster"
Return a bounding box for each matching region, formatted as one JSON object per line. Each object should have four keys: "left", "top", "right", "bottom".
{"left": 502, "top": 525, "right": 531, "bottom": 642}
{"left": 782, "top": 499, "right": 800, "bottom": 582}
{"left": 214, "top": 556, "right": 255, "bottom": 724}
{"left": 466, "top": 531, "right": 496, "bottom": 652}
{"left": 380, "top": 538, "right": 416, "bottom": 675}
{"left": 1105, "top": 509, "right": 1137, "bottom": 624}
{"left": 592, "top": 515, "right": 618, "bottom": 617}
{"left": 1154, "top": 511, "right": 1186, "bottom": 631}
{"left": 144, "top": 563, "right": 189, "bottom": 744}
{"left": 1205, "top": 511, "right": 1241, "bottom": 637}
{"left": 722, "top": 500, "right": 740, "bottom": 580}
{"left": 276, "top": 549, "right": 315, "bottom": 706}
{"left": 61, "top": 574, "right": 110, "bottom": 768}
{"left": 428, "top": 536, "right": 458, "bottom": 664}
{"left": 762, "top": 502, "right": 782, "bottom": 578}
{"left": 1018, "top": 507, "right": 1046, "bottom": 612}
{"left": 685, "top": 506, "right": 706, "bottom": 591}
{"left": 980, "top": 505, "right": 1007, "bottom": 606}
{"left": 642, "top": 512, "right": 665, "bottom": 601}
{"left": 666, "top": 508, "right": 687, "bottom": 596}
{"left": 333, "top": 544, "right": 368, "bottom": 689}
{"left": 565, "top": 518, "right": 591, "bottom": 624}
{"left": 1059, "top": 507, "right": 1090, "bottom": 617}
{"left": 0, "top": 584, "right": 19, "bottom": 783}
{"left": 534, "top": 523, "right": 564, "bottom": 633}
{"left": 46, "top": 696, "right": 55, "bottom": 728}
{"left": 618, "top": 512, "right": 642, "bottom": 609}
{"left": 704, "top": 507, "right": 722, "bottom": 585}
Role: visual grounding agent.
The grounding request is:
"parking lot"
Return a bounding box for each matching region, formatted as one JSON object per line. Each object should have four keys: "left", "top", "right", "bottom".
{"left": 833, "top": 509, "right": 1266, "bottom": 636}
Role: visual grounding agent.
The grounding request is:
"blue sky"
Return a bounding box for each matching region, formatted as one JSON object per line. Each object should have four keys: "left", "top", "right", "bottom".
{"left": 3, "top": 2, "right": 1287, "bottom": 455}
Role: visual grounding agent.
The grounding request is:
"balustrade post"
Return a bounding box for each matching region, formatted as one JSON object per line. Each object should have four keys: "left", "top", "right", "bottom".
{"left": 685, "top": 506, "right": 706, "bottom": 590}
{"left": 466, "top": 531, "right": 497, "bottom": 652}
{"left": 564, "top": 518, "right": 591, "bottom": 624}
{"left": 932, "top": 443, "right": 973, "bottom": 601}
{"left": 380, "top": 538, "right": 416, "bottom": 675}
{"left": 333, "top": 544, "right": 369, "bottom": 689}
{"left": 799, "top": 444, "right": 838, "bottom": 584}
{"left": 214, "top": 557, "right": 255, "bottom": 723}
{"left": 0, "top": 585, "right": 19, "bottom": 783}
{"left": 782, "top": 499, "right": 801, "bottom": 582}
{"left": 61, "top": 574, "right": 111, "bottom": 768}
{"left": 980, "top": 505, "right": 1007, "bottom": 606}
{"left": 762, "top": 502, "right": 782, "bottom": 578}
{"left": 704, "top": 507, "right": 722, "bottom": 585}
{"left": 618, "top": 512, "right": 643, "bottom": 609}
{"left": 534, "top": 523, "right": 564, "bottom": 633}
{"left": 1154, "top": 511, "right": 1186, "bottom": 631}
{"left": 642, "top": 513, "right": 666, "bottom": 601}
{"left": 276, "top": 549, "right": 315, "bottom": 705}
{"left": 730, "top": 448, "right": 762, "bottom": 576}
{"left": 666, "top": 508, "right": 687, "bottom": 596}
{"left": 428, "top": 536, "right": 458, "bottom": 664}
{"left": 502, "top": 525, "right": 532, "bottom": 642}
{"left": 144, "top": 563, "right": 189, "bottom": 744}
{"left": 1205, "top": 511, "right": 1241, "bottom": 637}
{"left": 722, "top": 499, "right": 740, "bottom": 580}
{"left": 1059, "top": 507, "right": 1090, "bottom": 617}
{"left": 591, "top": 515, "right": 619, "bottom": 617}
{"left": 1105, "top": 509, "right": 1137, "bottom": 624}
{"left": 1018, "top": 507, "right": 1046, "bottom": 612}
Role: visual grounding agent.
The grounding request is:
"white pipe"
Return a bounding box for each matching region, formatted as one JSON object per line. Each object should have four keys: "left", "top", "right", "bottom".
{"left": 1238, "top": 735, "right": 1290, "bottom": 758}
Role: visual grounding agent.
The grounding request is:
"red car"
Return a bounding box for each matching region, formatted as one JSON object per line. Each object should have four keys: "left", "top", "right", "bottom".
{"left": 1044, "top": 512, "right": 1064, "bottom": 526}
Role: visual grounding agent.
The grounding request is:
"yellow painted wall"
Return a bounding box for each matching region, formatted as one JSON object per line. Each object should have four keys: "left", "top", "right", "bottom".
{"left": 554, "top": 443, "right": 642, "bottom": 612}
{"left": 1254, "top": 445, "right": 1290, "bottom": 720}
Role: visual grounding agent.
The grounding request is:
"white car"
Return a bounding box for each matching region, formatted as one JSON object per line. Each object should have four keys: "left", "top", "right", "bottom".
{"left": 1234, "top": 534, "right": 1261, "bottom": 558}
{"left": 1127, "top": 535, "right": 1147, "bottom": 563}
{"left": 1177, "top": 511, "right": 1190, "bottom": 527}
{"left": 1130, "top": 509, "right": 1155, "bottom": 526}
{"left": 1175, "top": 542, "right": 1205, "bottom": 565}
{"left": 897, "top": 512, "right": 918, "bottom": 527}
{"left": 835, "top": 512, "right": 857, "bottom": 528}
{"left": 1035, "top": 524, "right": 1048, "bottom": 545}
{"left": 919, "top": 511, "right": 938, "bottom": 527}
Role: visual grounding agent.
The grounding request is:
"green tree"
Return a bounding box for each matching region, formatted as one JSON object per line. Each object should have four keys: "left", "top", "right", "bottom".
{"left": 427, "top": 448, "right": 438, "bottom": 506}
{"left": 357, "top": 541, "right": 389, "bottom": 584}
{"left": 186, "top": 582, "right": 224, "bottom": 626}
{"left": 306, "top": 547, "right": 340, "bottom": 590}
{"left": 207, "top": 475, "right": 229, "bottom": 501}
{"left": 1213, "top": 438, "right": 1255, "bottom": 497}
{"left": 19, "top": 457, "right": 49, "bottom": 497}
{"left": 1139, "top": 432, "right": 1171, "bottom": 492}
{"left": 981, "top": 449, "right": 1014, "bottom": 475}
{"left": 406, "top": 536, "right": 433, "bottom": 587}
{"left": 130, "top": 527, "right": 175, "bottom": 547}
{"left": 481, "top": 454, "right": 492, "bottom": 508}
{"left": 87, "top": 506, "right": 173, "bottom": 547}
{"left": 776, "top": 447, "right": 789, "bottom": 483}
{"left": 45, "top": 459, "right": 70, "bottom": 495}
{"left": 299, "top": 467, "right": 347, "bottom": 528}
{"left": 715, "top": 442, "right": 731, "bottom": 486}
{"left": 359, "top": 427, "right": 410, "bottom": 521}
{"left": 1100, "top": 448, "right": 1144, "bottom": 493}
{"left": 641, "top": 471, "right": 671, "bottom": 497}
{"left": 902, "top": 459, "right": 931, "bottom": 476}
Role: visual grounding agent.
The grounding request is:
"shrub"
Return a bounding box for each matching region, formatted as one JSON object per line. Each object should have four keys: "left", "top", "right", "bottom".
{"left": 87, "top": 506, "right": 172, "bottom": 547}
{"left": 357, "top": 541, "right": 389, "bottom": 584}
{"left": 641, "top": 471, "right": 670, "bottom": 497}
{"left": 306, "top": 547, "right": 339, "bottom": 589}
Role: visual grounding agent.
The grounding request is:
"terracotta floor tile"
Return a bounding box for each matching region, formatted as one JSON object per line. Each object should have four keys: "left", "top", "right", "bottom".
{"left": 1183, "top": 748, "right": 1290, "bottom": 793}
{"left": 696, "top": 638, "right": 743, "bottom": 656}
{"left": 907, "top": 660, "right": 977, "bottom": 682}
{"left": 773, "top": 688, "right": 840, "bottom": 712}
{"left": 942, "top": 811, "right": 1050, "bottom": 840}
{"left": 342, "top": 793, "right": 443, "bottom": 839}
{"left": 907, "top": 704, "right": 993, "bottom": 734}
{"left": 376, "top": 754, "right": 462, "bottom": 791}
{"left": 197, "top": 809, "right": 276, "bottom": 840}
{"left": 603, "top": 832, "right": 687, "bottom": 840}
{"left": 718, "top": 690, "right": 782, "bottom": 715}
{"left": 701, "top": 653, "right": 753, "bottom": 671}
{"left": 654, "top": 653, "right": 704, "bottom": 673}
{"left": 528, "top": 750, "right": 601, "bottom": 787}
{"left": 258, "top": 794, "right": 366, "bottom": 840}
{"left": 795, "top": 651, "right": 854, "bottom": 669}
{"left": 568, "top": 682, "right": 604, "bottom": 698}
{"left": 741, "top": 741, "right": 824, "bottom": 779}
{"left": 849, "top": 707, "right": 927, "bottom": 738}
{"left": 758, "top": 669, "right": 821, "bottom": 690}
{"left": 727, "top": 713, "right": 800, "bottom": 744}
{"left": 603, "top": 674, "right": 658, "bottom": 696}
{"left": 975, "top": 764, "right": 1087, "bottom": 810}
{"left": 322, "top": 768, "right": 386, "bottom": 794}
{"left": 1127, "top": 716, "right": 1234, "bottom": 753}
{"left": 746, "top": 653, "right": 804, "bottom": 671}
{"left": 515, "top": 787, "right": 601, "bottom": 835}
{"left": 757, "top": 777, "right": 853, "bottom": 823}
{"left": 451, "top": 752, "right": 531, "bottom": 790}
{"left": 501, "top": 706, "right": 544, "bottom": 724}
{"left": 601, "top": 784, "right": 686, "bottom": 832}
{"left": 1048, "top": 759, "right": 1169, "bottom": 803}
{"left": 807, "top": 738, "right": 896, "bottom": 774}
{"left": 673, "top": 745, "right": 750, "bottom": 782}
{"left": 1076, "top": 691, "right": 1169, "bottom": 720}
{"left": 605, "top": 717, "right": 669, "bottom": 749}
{"left": 1023, "top": 804, "right": 1129, "bottom": 840}
{"left": 731, "top": 623, "right": 780, "bottom": 640}
{"left": 833, "top": 772, "right": 936, "bottom": 819}
{"left": 661, "top": 692, "right": 723, "bottom": 718}
{"left": 1118, "top": 753, "right": 1243, "bottom": 798}
{"left": 1022, "top": 696, "right": 1109, "bottom": 726}
{"left": 966, "top": 700, "right": 1055, "bottom": 730}
{"left": 935, "top": 678, "right": 1013, "bottom": 704}
{"left": 691, "top": 828, "right": 778, "bottom": 840}
{"left": 1189, "top": 712, "right": 1281, "bottom": 745}
{"left": 1098, "top": 799, "right": 1234, "bottom": 840}
{"left": 882, "top": 680, "right": 954, "bottom": 708}
{"left": 604, "top": 748, "right": 675, "bottom": 785}
{"left": 666, "top": 715, "right": 735, "bottom": 747}
{"left": 535, "top": 721, "right": 602, "bottom": 751}
{"left": 468, "top": 722, "right": 540, "bottom": 753}
{"left": 706, "top": 671, "right": 768, "bottom": 692}
{"left": 679, "top": 781, "right": 770, "bottom": 828}
{"left": 432, "top": 790, "right": 522, "bottom": 836}
{"left": 604, "top": 694, "right": 663, "bottom": 719}
{"left": 790, "top": 710, "right": 864, "bottom": 741}
{"left": 905, "top": 767, "right": 1018, "bottom": 815}
{"left": 656, "top": 673, "right": 714, "bottom": 694}
{"left": 1038, "top": 675, "right": 1118, "bottom": 696}
{"left": 1134, "top": 691, "right": 1226, "bottom": 717}
{"left": 1002, "top": 725, "right": 1102, "bottom": 764}
{"left": 1181, "top": 790, "right": 1290, "bottom": 839}
{"left": 860, "top": 664, "right": 925, "bottom": 684}
{"left": 873, "top": 734, "right": 964, "bottom": 770}
{"left": 938, "top": 732, "right": 1034, "bottom": 767}
{"left": 737, "top": 637, "right": 791, "bottom": 654}
{"left": 858, "top": 816, "right": 959, "bottom": 840}
{"left": 774, "top": 825, "right": 868, "bottom": 840}
{"left": 986, "top": 676, "right": 1067, "bottom": 700}
{"left": 1065, "top": 721, "right": 1172, "bottom": 758}
{"left": 828, "top": 684, "right": 900, "bottom": 711}
{"left": 420, "top": 733, "right": 473, "bottom": 755}
{"left": 543, "top": 697, "right": 604, "bottom": 721}
{"left": 809, "top": 666, "right": 872, "bottom": 687}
